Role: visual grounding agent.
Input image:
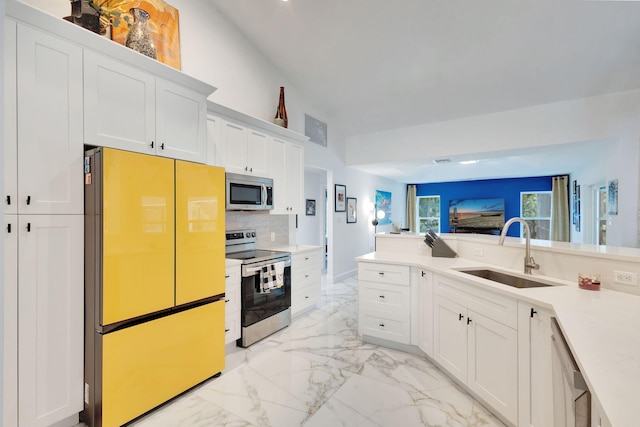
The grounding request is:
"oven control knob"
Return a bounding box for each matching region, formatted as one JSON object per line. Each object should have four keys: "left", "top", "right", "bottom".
{"left": 251, "top": 232, "right": 256, "bottom": 237}
{"left": 244, "top": 232, "right": 250, "bottom": 238}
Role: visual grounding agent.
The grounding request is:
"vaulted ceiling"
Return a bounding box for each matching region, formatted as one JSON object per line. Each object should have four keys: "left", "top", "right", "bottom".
{"left": 209, "top": 0, "right": 640, "bottom": 182}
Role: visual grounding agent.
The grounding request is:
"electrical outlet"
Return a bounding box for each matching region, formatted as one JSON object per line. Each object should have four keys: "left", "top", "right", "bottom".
{"left": 473, "top": 247, "right": 484, "bottom": 257}
{"left": 614, "top": 270, "right": 638, "bottom": 285}
{"left": 270, "top": 232, "right": 276, "bottom": 241}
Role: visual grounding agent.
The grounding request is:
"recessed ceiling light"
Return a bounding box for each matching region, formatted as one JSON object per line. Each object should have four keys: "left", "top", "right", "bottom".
{"left": 459, "top": 160, "right": 478, "bottom": 165}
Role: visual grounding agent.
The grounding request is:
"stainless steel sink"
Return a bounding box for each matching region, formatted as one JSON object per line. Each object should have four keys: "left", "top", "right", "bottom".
{"left": 458, "top": 269, "right": 552, "bottom": 289}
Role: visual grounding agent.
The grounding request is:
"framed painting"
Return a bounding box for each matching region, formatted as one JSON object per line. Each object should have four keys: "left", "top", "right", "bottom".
{"left": 335, "top": 184, "right": 346, "bottom": 212}
{"left": 375, "top": 190, "right": 392, "bottom": 225}
{"left": 607, "top": 179, "right": 618, "bottom": 215}
{"left": 347, "top": 197, "right": 357, "bottom": 223}
{"left": 306, "top": 199, "right": 316, "bottom": 216}
{"left": 106, "top": 0, "right": 181, "bottom": 69}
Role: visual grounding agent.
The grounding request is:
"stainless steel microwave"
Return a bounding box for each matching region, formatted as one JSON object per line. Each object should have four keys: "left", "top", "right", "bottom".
{"left": 226, "top": 173, "right": 273, "bottom": 210}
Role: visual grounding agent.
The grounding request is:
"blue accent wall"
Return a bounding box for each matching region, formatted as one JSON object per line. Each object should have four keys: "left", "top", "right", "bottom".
{"left": 414, "top": 176, "right": 553, "bottom": 237}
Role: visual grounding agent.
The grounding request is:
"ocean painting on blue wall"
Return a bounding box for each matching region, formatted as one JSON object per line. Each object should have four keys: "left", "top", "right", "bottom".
{"left": 375, "top": 190, "right": 392, "bottom": 225}
{"left": 449, "top": 198, "right": 505, "bottom": 230}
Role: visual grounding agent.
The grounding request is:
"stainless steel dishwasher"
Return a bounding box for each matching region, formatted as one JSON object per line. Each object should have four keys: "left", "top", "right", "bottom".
{"left": 551, "top": 317, "right": 591, "bottom": 427}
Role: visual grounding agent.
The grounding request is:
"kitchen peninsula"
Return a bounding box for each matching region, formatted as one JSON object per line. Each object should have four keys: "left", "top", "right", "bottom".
{"left": 357, "top": 232, "right": 640, "bottom": 427}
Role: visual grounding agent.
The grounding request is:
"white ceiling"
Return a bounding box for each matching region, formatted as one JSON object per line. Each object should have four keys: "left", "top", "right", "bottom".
{"left": 209, "top": 0, "right": 640, "bottom": 182}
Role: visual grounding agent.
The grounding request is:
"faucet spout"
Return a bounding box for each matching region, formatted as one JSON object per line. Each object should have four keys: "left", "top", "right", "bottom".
{"left": 498, "top": 217, "right": 540, "bottom": 275}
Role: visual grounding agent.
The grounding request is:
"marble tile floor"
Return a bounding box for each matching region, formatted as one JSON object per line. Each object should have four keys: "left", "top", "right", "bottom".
{"left": 91, "top": 276, "right": 507, "bottom": 427}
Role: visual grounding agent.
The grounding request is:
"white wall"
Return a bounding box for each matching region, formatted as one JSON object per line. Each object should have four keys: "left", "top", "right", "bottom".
{"left": 297, "top": 168, "right": 325, "bottom": 247}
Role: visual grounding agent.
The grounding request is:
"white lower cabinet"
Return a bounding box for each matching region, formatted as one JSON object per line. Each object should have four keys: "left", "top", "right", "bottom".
{"left": 433, "top": 274, "right": 518, "bottom": 425}
{"left": 358, "top": 263, "right": 411, "bottom": 345}
{"left": 224, "top": 263, "right": 242, "bottom": 344}
{"left": 518, "top": 302, "right": 553, "bottom": 427}
{"left": 417, "top": 269, "right": 434, "bottom": 358}
{"left": 14, "top": 215, "right": 84, "bottom": 427}
{"left": 291, "top": 248, "right": 322, "bottom": 316}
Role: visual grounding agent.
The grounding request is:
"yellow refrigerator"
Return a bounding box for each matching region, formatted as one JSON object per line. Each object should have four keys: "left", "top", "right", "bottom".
{"left": 82, "top": 147, "right": 225, "bottom": 427}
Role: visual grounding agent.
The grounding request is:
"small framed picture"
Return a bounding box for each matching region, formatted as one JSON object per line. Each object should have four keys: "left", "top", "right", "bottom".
{"left": 335, "top": 184, "right": 346, "bottom": 212}
{"left": 346, "top": 197, "right": 357, "bottom": 223}
{"left": 306, "top": 199, "right": 316, "bottom": 216}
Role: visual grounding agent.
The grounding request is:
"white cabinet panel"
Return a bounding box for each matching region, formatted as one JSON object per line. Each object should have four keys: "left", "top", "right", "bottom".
{"left": 247, "top": 129, "right": 271, "bottom": 177}
{"left": 3, "top": 215, "right": 18, "bottom": 427}
{"left": 84, "top": 51, "right": 156, "bottom": 155}
{"left": 518, "top": 302, "right": 553, "bottom": 427}
{"left": 18, "top": 215, "right": 84, "bottom": 427}
{"left": 433, "top": 295, "right": 468, "bottom": 383}
{"left": 468, "top": 310, "right": 518, "bottom": 424}
{"left": 206, "top": 113, "right": 222, "bottom": 167}
{"left": 417, "top": 269, "right": 434, "bottom": 358}
{"left": 271, "top": 137, "right": 304, "bottom": 214}
{"left": 224, "top": 264, "right": 241, "bottom": 344}
{"left": 4, "top": 19, "right": 17, "bottom": 215}
{"left": 156, "top": 78, "right": 207, "bottom": 162}
{"left": 291, "top": 249, "right": 322, "bottom": 316}
{"left": 16, "top": 24, "right": 84, "bottom": 215}
{"left": 84, "top": 52, "right": 208, "bottom": 163}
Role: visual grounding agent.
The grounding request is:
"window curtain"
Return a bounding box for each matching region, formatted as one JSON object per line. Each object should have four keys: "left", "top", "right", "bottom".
{"left": 406, "top": 185, "right": 417, "bottom": 232}
{"left": 550, "top": 175, "right": 570, "bottom": 241}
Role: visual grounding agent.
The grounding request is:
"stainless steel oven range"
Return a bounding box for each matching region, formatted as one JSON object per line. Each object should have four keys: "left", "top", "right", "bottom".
{"left": 225, "top": 229, "right": 291, "bottom": 347}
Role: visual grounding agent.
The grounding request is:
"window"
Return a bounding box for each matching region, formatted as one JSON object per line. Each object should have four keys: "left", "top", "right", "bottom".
{"left": 520, "top": 191, "right": 552, "bottom": 240}
{"left": 417, "top": 196, "right": 440, "bottom": 233}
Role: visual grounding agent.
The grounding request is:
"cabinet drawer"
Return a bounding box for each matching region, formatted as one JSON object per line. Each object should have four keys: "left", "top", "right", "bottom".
{"left": 292, "top": 250, "right": 322, "bottom": 269}
{"left": 360, "top": 311, "right": 410, "bottom": 344}
{"left": 225, "top": 265, "right": 240, "bottom": 286}
{"left": 292, "top": 265, "right": 320, "bottom": 287}
{"left": 224, "top": 312, "right": 240, "bottom": 344}
{"left": 360, "top": 281, "right": 410, "bottom": 315}
{"left": 224, "top": 284, "right": 241, "bottom": 314}
{"left": 434, "top": 274, "right": 517, "bottom": 328}
{"left": 292, "top": 284, "right": 321, "bottom": 314}
{"left": 358, "top": 263, "right": 410, "bottom": 286}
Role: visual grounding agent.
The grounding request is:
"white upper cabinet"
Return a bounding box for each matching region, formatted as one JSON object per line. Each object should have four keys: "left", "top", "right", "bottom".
{"left": 11, "top": 23, "right": 84, "bottom": 215}
{"left": 271, "top": 137, "right": 304, "bottom": 214}
{"left": 4, "top": 19, "right": 17, "bottom": 215}
{"left": 84, "top": 51, "right": 156, "bottom": 155}
{"left": 219, "top": 119, "right": 272, "bottom": 177}
{"left": 84, "top": 52, "right": 208, "bottom": 163}
{"left": 156, "top": 78, "right": 207, "bottom": 162}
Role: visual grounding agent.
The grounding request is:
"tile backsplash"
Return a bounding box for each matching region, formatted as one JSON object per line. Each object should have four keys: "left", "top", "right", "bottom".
{"left": 225, "top": 211, "right": 290, "bottom": 248}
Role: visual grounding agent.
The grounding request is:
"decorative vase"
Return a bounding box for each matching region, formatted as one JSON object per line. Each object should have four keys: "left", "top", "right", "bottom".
{"left": 125, "top": 8, "right": 157, "bottom": 60}
{"left": 274, "top": 86, "right": 288, "bottom": 128}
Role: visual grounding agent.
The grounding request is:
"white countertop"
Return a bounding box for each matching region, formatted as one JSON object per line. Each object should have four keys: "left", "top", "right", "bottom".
{"left": 270, "top": 245, "right": 323, "bottom": 254}
{"left": 356, "top": 251, "right": 640, "bottom": 427}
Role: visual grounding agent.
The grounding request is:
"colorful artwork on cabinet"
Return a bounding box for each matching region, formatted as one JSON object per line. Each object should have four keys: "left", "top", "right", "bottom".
{"left": 107, "top": 0, "right": 181, "bottom": 69}
{"left": 375, "top": 190, "right": 392, "bottom": 225}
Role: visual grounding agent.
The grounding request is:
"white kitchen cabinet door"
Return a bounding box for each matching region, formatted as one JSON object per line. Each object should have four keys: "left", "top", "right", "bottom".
{"left": 16, "top": 24, "right": 84, "bottom": 215}
{"left": 284, "top": 140, "right": 304, "bottom": 214}
{"left": 247, "top": 128, "right": 271, "bottom": 177}
{"left": 221, "top": 119, "right": 250, "bottom": 175}
{"left": 18, "top": 215, "right": 84, "bottom": 427}
{"left": 3, "top": 215, "right": 18, "bottom": 427}
{"left": 271, "top": 137, "right": 304, "bottom": 214}
{"left": 417, "top": 269, "right": 434, "bottom": 358}
{"left": 518, "top": 302, "right": 553, "bottom": 427}
{"left": 84, "top": 51, "right": 156, "bottom": 156}
{"left": 156, "top": 78, "right": 207, "bottom": 163}
{"left": 206, "top": 113, "right": 222, "bottom": 167}
{"left": 433, "top": 295, "right": 468, "bottom": 384}
{"left": 467, "top": 309, "right": 518, "bottom": 425}
{"left": 224, "top": 264, "right": 241, "bottom": 344}
{"left": 4, "top": 19, "right": 17, "bottom": 215}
